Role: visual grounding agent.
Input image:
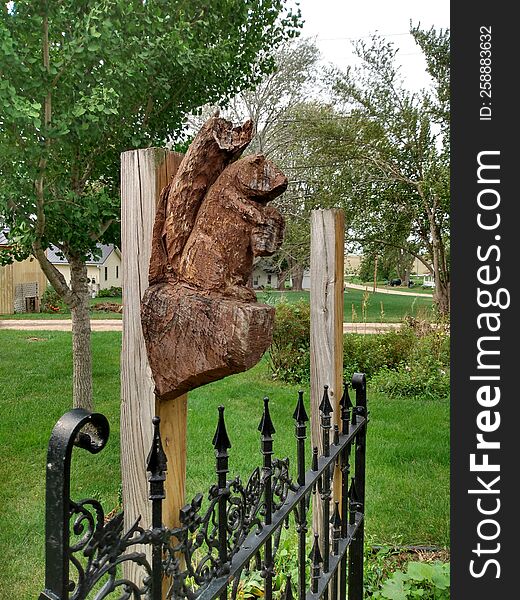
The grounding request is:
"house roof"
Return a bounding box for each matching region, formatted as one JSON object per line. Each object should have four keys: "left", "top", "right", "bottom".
{"left": 47, "top": 243, "right": 117, "bottom": 266}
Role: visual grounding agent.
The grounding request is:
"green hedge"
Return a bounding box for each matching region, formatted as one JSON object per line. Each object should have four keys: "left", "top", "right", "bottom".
{"left": 96, "top": 286, "right": 122, "bottom": 298}
{"left": 269, "top": 300, "right": 310, "bottom": 385}
{"left": 269, "top": 301, "right": 450, "bottom": 399}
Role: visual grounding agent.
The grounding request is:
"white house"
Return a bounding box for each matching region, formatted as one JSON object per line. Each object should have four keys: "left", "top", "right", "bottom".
{"left": 251, "top": 265, "right": 278, "bottom": 289}
{"left": 251, "top": 264, "right": 311, "bottom": 291}
{"left": 47, "top": 244, "right": 122, "bottom": 296}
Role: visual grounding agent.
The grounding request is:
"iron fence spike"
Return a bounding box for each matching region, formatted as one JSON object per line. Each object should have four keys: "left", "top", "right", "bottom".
{"left": 292, "top": 390, "right": 309, "bottom": 423}
{"left": 212, "top": 405, "right": 231, "bottom": 452}
{"left": 319, "top": 385, "right": 333, "bottom": 416}
{"left": 146, "top": 416, "right": 167, "bottom": 476}
{"left": 309, "top": 533, "right": 323, "bottom": 564}
{"left": 282, "top": 575, "right": 294, "bottom": 600}
{"left": 340, "top": 383, "right": 353, "bottom": 410}
{"left": 331, "top": 501, "right": 342, "bottom": 528}
{"left": 312, "top": 446, "right": 319, "bottom": 471}
{"left": 258, "top": 396, "right": 276, "bottom": 437}
{"left": 333, "top": 424, "right": 340, "bottom": 446}
{"left": 349, "top": 478, "right": 359, "bottom": 504}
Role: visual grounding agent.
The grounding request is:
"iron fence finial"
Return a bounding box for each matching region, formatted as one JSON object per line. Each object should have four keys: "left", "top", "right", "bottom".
{"left": 212, "top": 405, "right": 232, "bottom": 453}
{"left": 319, "top": 385, "right": 333, "bottom": 416}
{"left": 146, "top": 416, "right": 167, "bottom": 480}
{"left": 258, "top": 396, "right": 276, "bottom": 437}
{"left": 293, "top": 390, "right": 309, "bottom": 423}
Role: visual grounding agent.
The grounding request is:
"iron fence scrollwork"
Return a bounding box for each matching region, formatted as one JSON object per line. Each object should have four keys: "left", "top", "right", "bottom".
{"left": 38, "top": 373, "right": 368, "bottom": 600}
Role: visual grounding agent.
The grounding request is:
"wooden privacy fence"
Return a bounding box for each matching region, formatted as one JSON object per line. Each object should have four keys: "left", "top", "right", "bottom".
{"left": 38, "top": 375, "right": 368, "bottom": 600}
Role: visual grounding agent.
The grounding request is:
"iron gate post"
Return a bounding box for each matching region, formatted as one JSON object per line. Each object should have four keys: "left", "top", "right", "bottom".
{"left": 348, "top": 373, "right": 367, "bottom": 600}
{"left": 146, "top": 416, "right": 168, "bottom": 600}
{"left": 259, "top": 397, "right": 276, "bottom": 600}
{"left": 38, "top": 409, "right": 110, "bottom": 600}
{"left": 213, "top": 405, "right": 231, "bottom": 600}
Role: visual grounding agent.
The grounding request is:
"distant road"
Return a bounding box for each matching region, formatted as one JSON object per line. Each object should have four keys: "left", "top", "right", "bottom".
{"left": 345, "top": 282, "right": 432, "bottom": 298}
{"left": 343, "top": 322, "right": 400, "bottom": 334}
{"left": 0, "top": 319, "right": 122, "bottom": 331}
{"left": 0, "top": 318, "right": 399, "bottom": 335}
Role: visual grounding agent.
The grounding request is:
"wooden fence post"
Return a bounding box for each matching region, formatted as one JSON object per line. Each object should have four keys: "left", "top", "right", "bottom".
{"left": 310, "top": 209, "right": 345, "bottom": 538}
{"left": 120, "top": 148, "right": 185, "bottom": 589}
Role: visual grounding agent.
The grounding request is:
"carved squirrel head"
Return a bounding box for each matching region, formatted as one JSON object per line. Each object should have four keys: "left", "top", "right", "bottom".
{"left": 236, "top": 154, "right": 288, "bottom": 203}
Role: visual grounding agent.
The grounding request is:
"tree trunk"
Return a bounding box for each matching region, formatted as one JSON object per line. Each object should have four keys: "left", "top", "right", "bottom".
{"left": 69, "top": 257, "right": 93, "bottom": 411}
{"left": 434, "top": 279, "right": 450, "bottom": 316}
{"left": 277, "top": 269, "right": 288, "bottom": 290}
{"left": 403, "top": 268, "right": 410, "bottom": 287}
{"left": 429, "top": 218, "right": 450, "bottom": 316}
{"left": 291, "top": 263, "right": 304, "bottom": 291}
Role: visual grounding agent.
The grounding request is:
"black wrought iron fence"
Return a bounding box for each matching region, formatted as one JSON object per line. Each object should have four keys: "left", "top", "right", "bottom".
{"left": 38, "top": 373, "right": 368, "bottom": 600}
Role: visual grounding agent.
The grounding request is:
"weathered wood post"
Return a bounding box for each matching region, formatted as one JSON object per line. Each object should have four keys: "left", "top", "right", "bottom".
{"left": 309, "top": 209, "right": 345, "bottom": 541}
{"left": 120, "top": 148, "right": 185, "bottom": 587}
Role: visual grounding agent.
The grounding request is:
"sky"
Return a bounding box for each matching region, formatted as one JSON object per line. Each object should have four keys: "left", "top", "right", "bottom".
{"left": 294, "top": 0, "right": 450, "bottom": 92}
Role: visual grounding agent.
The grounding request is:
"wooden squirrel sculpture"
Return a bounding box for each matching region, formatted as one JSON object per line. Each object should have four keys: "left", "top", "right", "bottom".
{"left": 141, "top": 117, "right": 286, "bottom": 401}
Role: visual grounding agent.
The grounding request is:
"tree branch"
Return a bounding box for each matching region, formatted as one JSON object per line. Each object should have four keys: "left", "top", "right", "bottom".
{"left": 32, "top": 242, "right": 75, "bottom": 305}
{"left": 348, "top": 235, "right": 433, "bottom": 273}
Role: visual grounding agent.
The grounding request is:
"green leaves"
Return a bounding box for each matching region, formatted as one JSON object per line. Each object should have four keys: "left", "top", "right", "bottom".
{"left": 0, "top": 0, "right": 303, "bottom": 364}
{"left": 281, "top": 27, "right": 450, "bottom": 314}
{"left": 374, "top": 562, "right": 450, "bottom": 600}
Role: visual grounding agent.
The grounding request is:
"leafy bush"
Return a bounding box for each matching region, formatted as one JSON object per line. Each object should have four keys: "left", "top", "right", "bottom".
{"left": 364, "top": 546, "right": 450, "bottom": 599}
{"left": 343, "top": 329, "right": 416, "bottom": 379}
{"left": 269, "top": 300, "right": 310, "bottom": 384}
{"left": 371, "top": 362, "right": 450, "bottom": 401}
{"left": 237, "top": 538, "right": 450, "bottom": 600}
{"left": 371, "top": 320, "right": 450, "bottom": 400}
{"left": 372, "top": 561, "right": 450, "bottom": 600}
{"left": 269, "top": 303, "right": 450, "bottom": 398}
{"left": 40, "top": 286, "right": 68, "bottom": 313}
{"left": 96, "top": 286, "right": 122, "bottom": 298}
{"left": 231, "top": 531, "right": 308, "bottom": 599}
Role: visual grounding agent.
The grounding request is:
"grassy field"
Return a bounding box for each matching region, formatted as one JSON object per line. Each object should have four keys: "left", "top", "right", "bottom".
{"left": 345, "top": 275, "right": 436, "bottom": 294}
{"left": 258, "top": 289, "right": 434, "bottom": 322}
{"left": 0, "top": 290, "right": 433, "bottom": 322}
{"left": 0, "top": 330, "right": 448, "bottom": 598}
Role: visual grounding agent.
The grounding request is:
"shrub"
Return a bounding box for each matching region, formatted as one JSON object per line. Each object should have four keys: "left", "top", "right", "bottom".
{"left": 343, "top": 328, "right": 416, "bottom": 379}
{"left": 364, "top": 546, "right": 450, "bottom": 600}
{"left": 369, "top": 318, "right": 450, "bottom": 400}
{"left": 96, "top": 286, "right": 122, "bottom": 298}
{"left": 269, "top": 300, "right": 310, "bottom": 384}
{"left": 372, "top": 561, "right": 450, "bottom": 600}
{"left": 40, "top": 286, "right": 68, "bottom": 313}
{"left": 269, "top": 301, "right": 450, "bottom": 398}
{"left": 371, "top": 361, "right": 450, "bottom": 400}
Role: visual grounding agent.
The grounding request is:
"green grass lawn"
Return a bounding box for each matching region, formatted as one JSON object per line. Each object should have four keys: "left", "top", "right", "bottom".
{"left": 1, "top": 290, "right": 433, "bottom": 323}
{"left": 258, "top": 289, "right": 434, "bottom": 322}
{"left": 90, "top": 295, "right": 123, "bottom": 305}
{"left": 0, "top": 330, "right": 448, "bottom": 598}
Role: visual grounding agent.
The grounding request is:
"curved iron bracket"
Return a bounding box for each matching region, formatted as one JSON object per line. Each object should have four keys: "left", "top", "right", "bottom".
{"left": 39, "top": 409, "right": 110, "bottom": 600}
